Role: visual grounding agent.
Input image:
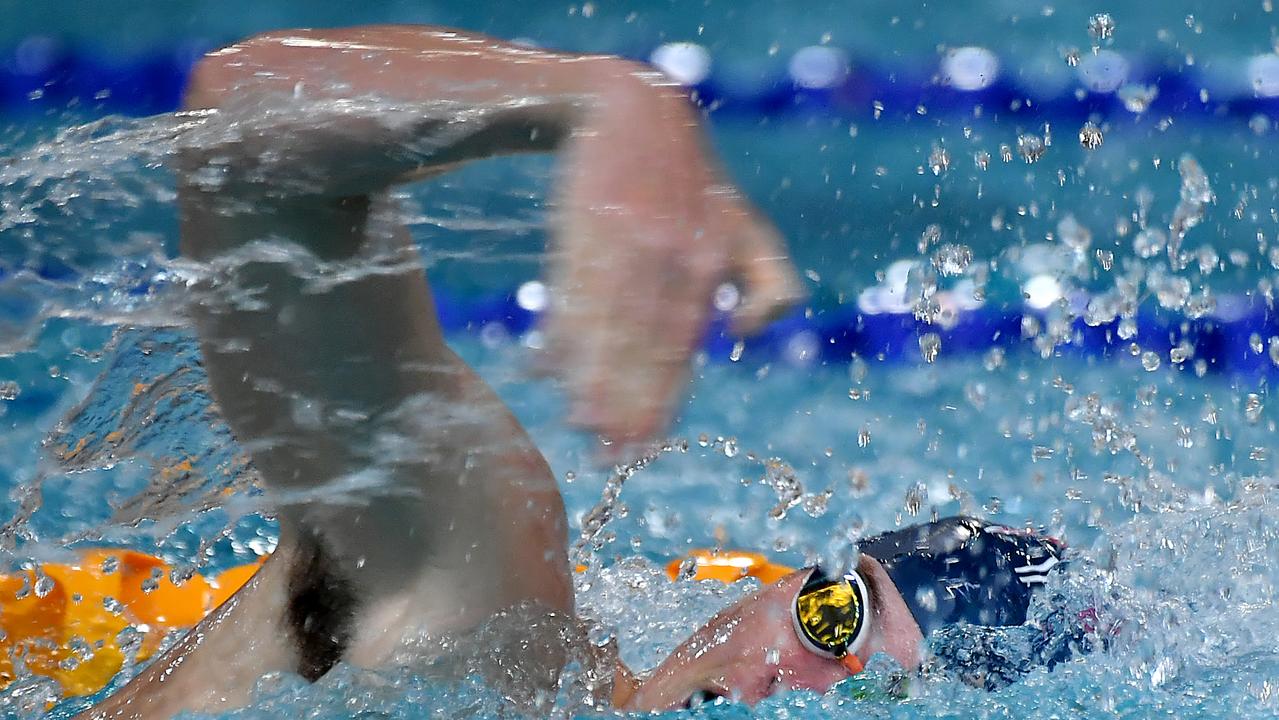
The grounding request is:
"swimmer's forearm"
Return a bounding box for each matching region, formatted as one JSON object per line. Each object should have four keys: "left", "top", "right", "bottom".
{"left": 182, "top": 26, "right": 693, "bottom": 196}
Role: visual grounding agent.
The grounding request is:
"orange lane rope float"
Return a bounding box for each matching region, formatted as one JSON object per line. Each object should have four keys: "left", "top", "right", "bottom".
{"left": 1, "top": 548, "right": 790, "bottom": 698}
{"left": 0, "top": 550, "right": 263, "bottom": 697}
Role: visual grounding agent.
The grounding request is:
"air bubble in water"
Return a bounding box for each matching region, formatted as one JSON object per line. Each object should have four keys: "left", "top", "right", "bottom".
{"left": 919, "top": 332, "right": 941, "bottom": 362}
{"left": 1141, "top": 351, "right": 1161, "bottom": 371}
{"left": 1016, "top": 134, "right": 1046, "bottom": 163}
{"left": 1079, "top": 122, "right": 1104, "bottom": 149}
{"left": 1245, "top": 394, "right": 1264, "bottom": 424}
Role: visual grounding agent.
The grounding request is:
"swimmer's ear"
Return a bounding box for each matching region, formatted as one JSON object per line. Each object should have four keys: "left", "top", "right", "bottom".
{"left": 728, "top": 216, "right": 805, "bottom": 335}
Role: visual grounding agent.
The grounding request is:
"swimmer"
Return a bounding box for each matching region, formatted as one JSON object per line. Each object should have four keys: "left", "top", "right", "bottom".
{"left": 72, "top": 27, "right": 1083, "bottom": 718}
{"left": 46, "top": 517, "right": 1080, "bottom": 709}
{"left": 622, "top": 515, "right": 1084, "bottom": 708}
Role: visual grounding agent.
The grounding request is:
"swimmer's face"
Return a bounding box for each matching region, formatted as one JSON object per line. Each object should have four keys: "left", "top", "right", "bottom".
{"left": 618, "top": 569, "right": 862, "bottom": 711}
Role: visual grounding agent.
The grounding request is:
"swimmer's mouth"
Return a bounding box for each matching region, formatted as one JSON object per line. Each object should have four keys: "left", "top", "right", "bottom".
{"left": 683, "top": 689, "right": 729, "bottom": 709}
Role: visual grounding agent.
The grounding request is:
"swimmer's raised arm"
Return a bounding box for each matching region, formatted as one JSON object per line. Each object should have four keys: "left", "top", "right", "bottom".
{"left": 181, "top": 25, "right": 803, "bottom": 443}
{"left": 80, "top": 28, "right": 799, "bottom": 718}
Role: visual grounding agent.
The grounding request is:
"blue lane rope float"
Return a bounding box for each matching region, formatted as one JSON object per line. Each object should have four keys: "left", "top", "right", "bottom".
{"left": 4, "top": 38, "right": 1279, "bottom": 386}
{"left": 3, "top": 38, "right": 1279, "bottom": 121}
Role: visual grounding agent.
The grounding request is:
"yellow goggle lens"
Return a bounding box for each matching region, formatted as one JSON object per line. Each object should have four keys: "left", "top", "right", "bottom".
{"left": 794, "top": 573, "right": 865, "bottom": 657}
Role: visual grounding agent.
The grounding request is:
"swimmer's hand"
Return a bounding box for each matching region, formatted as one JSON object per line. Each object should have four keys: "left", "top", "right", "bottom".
{"left": 546, "top": 76, "right": 803, "bottom": 445}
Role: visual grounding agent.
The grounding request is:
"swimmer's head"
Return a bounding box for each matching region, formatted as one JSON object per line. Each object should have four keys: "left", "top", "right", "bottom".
{"left": 619, "top": 556, "right": 923, "bottom": 711}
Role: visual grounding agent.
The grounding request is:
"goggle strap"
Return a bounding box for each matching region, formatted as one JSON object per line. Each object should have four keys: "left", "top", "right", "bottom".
{"left": 840, "top": 653, "right": 865, "bottom": 676}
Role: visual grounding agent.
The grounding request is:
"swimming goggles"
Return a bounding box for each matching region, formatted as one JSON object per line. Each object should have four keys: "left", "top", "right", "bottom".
{"left": 791, "top": 567, "right": 871, "bottom": 675}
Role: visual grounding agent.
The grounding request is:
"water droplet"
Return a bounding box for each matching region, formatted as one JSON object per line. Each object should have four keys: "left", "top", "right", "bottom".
{"left": 1016, "top": 134, "right": 1046, "bottom": 163}
{"left": 697, "top": 433, "right": 710, "bottom": 447}
{"left": 918, "top": 224, "right": 942, "bottom": 253}
{"left": 1117, "top": 317, "right": 1137, "bottom": 340}
{"left": 722, "top": 438, "right": 739, "bottom": 458}
{"left": 729, "top": 340, "right": 745, "bottom": 362}
{"left": 33, "top": 575, "right": 54, "bottom": 598}
{"left": 1250, "top": 114, "right": 1271, "bottom": 135}
{"left": 0, "top": 382, "right": 18, "bottom": 401}
{"left": 1064, "top": 47, "right": 1082, "bottom": 67}
{"left": 932, "top": 244, "right": 972, "bottom": 276}
{"left": 1141, "top": 351, "right": 1161, "bottom": 371}
{"left": 1095, "top": 248, "right": 1114, "bottom": 270}
{"left": 1079, "top": 121, "right": 1104, "bottom": 149}
{"left": 857, "top": 425, "right": 872, "bottom": 448}
{"left": 713, "top": 282, "right": 741, "bottom": 312}
{"left": 1269, "top": 337, "right": 1279, "bottom": 366}
{"left": 1251, "top": 333, "right": 1265, "bottom": 354}
{"left": 974, "top": 149, "right": 991, "bottom": 170}
{"left": 1170, "top": 342, "right": 1194, "bottom": 365}
{"left": 904, "top": 482, "right": 927, "bottom": 516}
{"left": 1088, "top": 13, "right": 1116, "bottom": 43}
{"left": 1057, "top": 214, "right": 1092, "bottom": 251}
{"left": 1032, "top": 445, "right": 1055, "bottom": 461}
{"left": 848, "top": 468, "right": 872, "bottom": 495}
{"left": 1176, "top": 424, "right": 1193, "bottom": 448}
{"left": 1245, "top": 393, "right": 1264, "bottom": 424}
{"left": 850, "top": 355, "right": 869, "bottom": 384}
{"left": 999, "top": 143, "right": 1014, "bottom": 163}
{"left": 564, "top": 471, "right": 576, "bottom": 484}
{"left": 983, "top": 347, "right": 1006, "bottom": 370}
{"left": 802, "top": 490, "right": 831, "bottom": 518}
{"left": 927, "top": 144, "right": 951, "bottom": 176}
{"left": 1118, "top": 84, "right": 1158, "bottom": 114}
{"left": 919, "top": 332, "right": 941, "bottom": 363}
{"left": 1133, "top": 228, "right": 1167, "bottom": 258}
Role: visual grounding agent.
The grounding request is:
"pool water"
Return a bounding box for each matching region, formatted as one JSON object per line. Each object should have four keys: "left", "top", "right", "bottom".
{"left": 3, "top": 18, "right": 1279, "bottom": 718}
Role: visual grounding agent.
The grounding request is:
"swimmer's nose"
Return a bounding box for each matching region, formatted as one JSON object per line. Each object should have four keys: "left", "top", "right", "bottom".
{"left": 622, "top": 571, "right": 848, "bottom": 710}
